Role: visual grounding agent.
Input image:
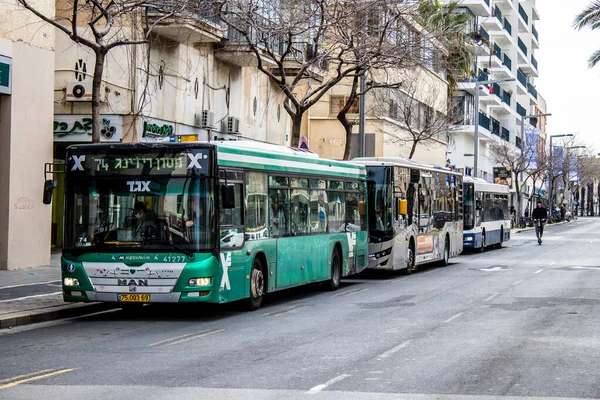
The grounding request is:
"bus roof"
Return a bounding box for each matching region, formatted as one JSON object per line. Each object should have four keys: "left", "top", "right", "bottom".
{"left": 350, "top": 157, "right": 462, "bottom": 177}
{"left": 463, "top": 176, "right": 510, "bottom": 194}
{"left": 213, "top": 141, "right": 366, "bottom": 179}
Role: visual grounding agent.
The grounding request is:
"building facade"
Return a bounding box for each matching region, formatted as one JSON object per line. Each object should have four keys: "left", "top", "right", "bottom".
{"left": 444, "top": 0, "right": 545, "bottom": 215}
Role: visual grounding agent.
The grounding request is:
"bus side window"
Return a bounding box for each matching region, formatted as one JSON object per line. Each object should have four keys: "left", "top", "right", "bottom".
{"left": 245, "top": 172, "right": 269, "bottom": 240}
{"left": 269, "top": 189, "right": 290, "bottom": 237}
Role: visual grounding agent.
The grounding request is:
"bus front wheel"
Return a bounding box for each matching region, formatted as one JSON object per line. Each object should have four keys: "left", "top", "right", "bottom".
{"left": 405, "top": 242, "right": 415, "bottom": 275}
{"left": 247, "top": 258, "right": 265, "bottom": 311}
{"left": 325, "top": 249, "right": 342, "bottom": 291}
{"left": 441, "top": 236, "right": 450, "bottom": 266}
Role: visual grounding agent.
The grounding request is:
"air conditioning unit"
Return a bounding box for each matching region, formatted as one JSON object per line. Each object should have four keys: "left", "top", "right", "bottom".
{"left": 221, "top": 116, "right": 240, "bottom": 134}
{"left": 196, "top": 110, "right": 215, "bottom": 128}
{"left": 66, "top": 81, "right": 92, "bottom": 101}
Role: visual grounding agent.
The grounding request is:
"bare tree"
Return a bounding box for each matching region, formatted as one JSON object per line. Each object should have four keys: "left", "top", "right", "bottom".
{"left": 17, "top": 0, "right": 193, "bottom": 142}
{"left": 218, "top": 0, "right": 428, "bottom": 148}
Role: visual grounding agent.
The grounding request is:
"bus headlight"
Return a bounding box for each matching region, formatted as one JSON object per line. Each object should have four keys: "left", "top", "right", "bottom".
{"left": 64, "top": 277, "right": 80, "bottom": 286}
{"left": 464, "top": 236, "right": 473, "bottom": 242}
{"left": 189, "top": 278, "right": 212, "bottom": 287}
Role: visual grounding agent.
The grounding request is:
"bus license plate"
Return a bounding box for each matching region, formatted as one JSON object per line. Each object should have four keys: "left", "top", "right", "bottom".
{"left": 118, "top": 294, "right": 150, "bottom": 302}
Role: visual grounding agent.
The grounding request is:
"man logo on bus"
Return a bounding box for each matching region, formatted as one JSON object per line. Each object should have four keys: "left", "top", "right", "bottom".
{"left": 220, "top": 252, "right": 231, "bottom": 290}
{"left": 126, "top": 180, "right": 150, "bottom": 192}
{"left": 71, "top": 155, "right": 85, "bottom": 171}
{"left": 187, "top": 153, "right": 205, "bottom": 169}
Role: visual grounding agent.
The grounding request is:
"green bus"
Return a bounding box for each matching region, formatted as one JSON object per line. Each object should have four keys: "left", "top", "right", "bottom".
{"left": 51, "top": 141, "right": 368, "bottom": 310}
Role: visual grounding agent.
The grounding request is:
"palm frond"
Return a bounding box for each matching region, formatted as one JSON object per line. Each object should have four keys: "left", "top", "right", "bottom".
{"left": 588, "top": 48, "right": 600, "bottom": 68}
{"left": 573, "top": 1, "right": 600, "bottom": 30}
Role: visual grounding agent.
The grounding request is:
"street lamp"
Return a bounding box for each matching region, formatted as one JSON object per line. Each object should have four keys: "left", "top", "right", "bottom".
{"left": 548, "top": 134, "right": 574, "bottom": 213}
{"left": 473, "top": 78, "right": 516, "bottom": 178}
{"left": 520, "top": 113, "right": 552, "bottom": 149}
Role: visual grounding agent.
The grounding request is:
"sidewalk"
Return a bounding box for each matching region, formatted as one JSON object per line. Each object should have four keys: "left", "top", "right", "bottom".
{"left": 512, "top": 218, "right": 570, "bottom": 234}
{"left": 0, "top": 252, "right": 118, "bottom": 329}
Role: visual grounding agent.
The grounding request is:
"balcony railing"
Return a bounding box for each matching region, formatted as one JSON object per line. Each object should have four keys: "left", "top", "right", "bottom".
{"left": 531, "top": 55, "right": 538, "bottom": 70}
{"left": 491, "top": 117, "right": 500, "bottom": 135}
{"left": 502, "top": 90, "right": 512, "bottom": 106}
{"left": 501, "top": 127, "right": 510, "bottom": 141}
{"left": 517, "top": 102, "right": 526, "bottom": 117}
{"left": 518, "top": 37, "right": 528, "bottom": 56}
{"left": 528, "top": 83, "right": 538, "bottom": 99}
{"left": 479, "top": 111, "right": 491, "bottom": 131}
{"left": 503, "top": 18, "right": 512, "bottom": 35}
{"left": 532, "top": 25, "right": 539, "bottom": 41}
{"left": 517, "top": 68, "right": 527, "bottom": 87}
{"left": 483, "top": 0, "right": 490, "bottom": 6}
{"left": 493, "top": 5, "right": 503, "bottom": 21}
{"left": 480, "top": 26, "right": 490, "bottom": 42}
{"left": 503, "top": 54, "right": 512, "bottom": 70}
{"left": 493, "top": 82, "right": 501, "bottom": 98}
{"left": 493, "top": 43, "right": 502, "bottom": 60}
{"left": 518, "top": 4, "right": 529, "bottom": 25}
{"left": 478, "top": 69, "right": 489, "bottom": 82}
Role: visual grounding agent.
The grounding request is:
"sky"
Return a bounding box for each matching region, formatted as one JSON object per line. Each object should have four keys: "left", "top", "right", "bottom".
{"left": 536, "top": 1, "right": 600, "bottom": 153}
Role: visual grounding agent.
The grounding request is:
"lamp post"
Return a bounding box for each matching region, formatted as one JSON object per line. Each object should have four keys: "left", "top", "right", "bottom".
{"left": 548, "top": 134, "right": 574, "bottom": 214}
{"left": 566, "top": 145, "right": 586, "bottom": 217}
{"left": 473, "top": 77, "right": 515, "bottom": 178}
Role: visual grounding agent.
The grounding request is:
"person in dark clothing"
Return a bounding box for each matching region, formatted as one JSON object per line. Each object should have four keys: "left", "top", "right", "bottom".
{"left": 531, "top": 201, "right": 548, "bottom": 245}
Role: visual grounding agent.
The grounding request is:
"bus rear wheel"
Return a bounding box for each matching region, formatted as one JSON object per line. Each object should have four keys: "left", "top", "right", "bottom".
{"left": 478, "top": 232, "right": 486, "bottom": 253}
{"left": 325, "top": 249, "right": 342, "bottom": 291}
{"left": 247, "top": 258, "right": 265, "bottom": 311}
{"left": 441, "top": 236, "right": 450, "bottom": 266}
{"left": 495, "top": 228, "right": 504, "bottom": 249}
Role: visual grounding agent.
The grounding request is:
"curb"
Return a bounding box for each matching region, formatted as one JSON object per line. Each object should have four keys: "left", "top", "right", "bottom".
{"left": 0, "top": 303, "right": 120, "bottom": 330}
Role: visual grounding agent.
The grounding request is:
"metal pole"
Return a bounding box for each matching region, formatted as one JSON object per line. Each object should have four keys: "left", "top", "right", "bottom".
{"left": 473, "top": 87, "right": 479, "bottom": 178}
{"left": 358, "top": 71, "right": 366, "bottom": 158}
{"left": 548, "top": 135, "right": 553, "bottom": 213}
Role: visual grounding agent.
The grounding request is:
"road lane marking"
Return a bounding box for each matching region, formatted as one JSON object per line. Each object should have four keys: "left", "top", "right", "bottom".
{"left": 336, "top": 288, "right": 370, "bottom": 297}
{"left": 164, "top": 329, "right": 224, "bottom": 346}
{"left": 444, "top": 313, "right": 463, "bottom": 323}
{"left": 484, "top": 293, "right": 500, "bottom": 302}
{"left": 262, "top": 305, "right": 305, "bottom": 317}
{"left": 550, "top": 262, "right": 556, "bottom": 266}
{"left": 0, "top": 292, "right": 62, "bottom": 303}
{"left": 535, "top": 269, "right": 544, "bottom": 274}
{"left": 384, "top": 277, "right": 407, "bottom": 283}
{"left": 422, "top": 269, "right": 437, "bottom": 275}
{"left": 376, "top": 340, "right": 410, "bottom": 360}
{"left": 0, "top": 280, "right": 61, "bottom": 290}
{"left": 148, "top": 329, "right": 224, "bottom": 347}
{"left": 0, "top": 369, "right": 55, "bottom": 384}
{"left": 0, "top": 368, "right": 76, "bottom": 390}
{"left": 307, "top": 374, "right": 350, "bottom": 393}
{"left": 512, "top": 280, "right": 525, "bottom": 286}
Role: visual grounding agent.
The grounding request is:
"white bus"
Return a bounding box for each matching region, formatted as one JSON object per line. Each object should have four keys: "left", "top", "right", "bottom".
{"left": 352, "top": 157, "right": 463, "bottom": 274}
{"left": 462, "top": 176, "right": 511, "bottom": 252}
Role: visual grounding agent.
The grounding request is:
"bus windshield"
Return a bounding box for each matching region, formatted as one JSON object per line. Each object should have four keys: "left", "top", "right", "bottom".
{"left": 367, "top": 166, "right": 394, "bottom": 238}
{"left": 463, "top": 182, "right": 475, "bottom": 231}
{"left": 65, "top": 177, "right": 215, "bottom": 252}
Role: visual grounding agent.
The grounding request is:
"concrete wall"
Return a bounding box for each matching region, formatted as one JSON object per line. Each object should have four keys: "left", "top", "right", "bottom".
{"left": 0, "top": 39, "right": 54, "bottom": 270}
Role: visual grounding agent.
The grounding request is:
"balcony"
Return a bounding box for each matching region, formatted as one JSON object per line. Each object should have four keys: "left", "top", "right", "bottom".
{"left": 531, "top": 55, "right": 538, "bottom": 71}
{"left": 479, "top": 111, "right": 491, "bottom": 131}
{"left": 502, "top": 91, "right": 511, "bottom": 107}
{"left": 517, "top": 102, "right": 527, "bottom": 117}
{"left": 517, "top": 68, "right": 527, "bottom": 94}
{"left": 518, "top": 4, "right": 530, "bottom": 32}
{"left": 516, "top": 136, "right": 523, "bottom": 150}
{"left": 481, "top": 5, "right": 503, "bottom": 32}
{"left": 528, "top": 83, "right": 538, "bottom": 103}
{"left": 532, "top": 25, "right": 539, "bottom": 49}
{"left": 503, "top": 54, "right": 512, "bottom": 71}
{"left": 216, "top": 21, "right": 280, "bottom": 67}
{"left": 455, "top": 0, "right": 492, "bottom": 16}
{"left": 491, "top": 116, "right": 500, "bottom": 135}
{"left": 501, "top": 127, "right": 510, "bottom": 142}
{"left": 517, "top": 37, "right": 528, "bottom": 57}
{"left": 147, "top": 9, "right": 226, "bottom": 43}
{"left": 274, "top": 42, "right": 328, "bottom": 81}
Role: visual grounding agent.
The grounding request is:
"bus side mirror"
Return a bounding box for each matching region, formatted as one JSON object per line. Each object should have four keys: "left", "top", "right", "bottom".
{"left": 43, "top": 180, "right": 57, "bottom": 205}
{"left": 359, "top": 201, "right": 366, "bottom": 216}
{"left": 398, "top": 199, "right": 408, "bottom": 216}
{"left": 221, "top": 184, "right": 235, "bottom": 209}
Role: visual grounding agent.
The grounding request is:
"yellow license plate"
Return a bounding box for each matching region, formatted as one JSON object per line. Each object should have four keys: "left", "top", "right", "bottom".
{"left": 118, "top": 294, "right": 150, "bottom": 302}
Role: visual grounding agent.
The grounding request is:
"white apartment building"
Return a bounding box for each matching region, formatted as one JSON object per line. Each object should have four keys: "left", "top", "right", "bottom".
{"left": 444, "top": 0, "right": 544, "bottom": 213}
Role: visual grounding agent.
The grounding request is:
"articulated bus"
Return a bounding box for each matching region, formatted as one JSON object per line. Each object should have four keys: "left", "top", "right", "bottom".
{"left": 50, "top": 141, "right": 369, "bottom": 310}
{"left": 351, "top": 157, "right": 463, "bottom": 274}
{"left": 462, "top": 176, "right": 510, "bottom": 252}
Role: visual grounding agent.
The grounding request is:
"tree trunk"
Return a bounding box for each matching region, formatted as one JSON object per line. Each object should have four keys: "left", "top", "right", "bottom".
{"left": 408, "top": 141, "right": 418, "bottom": 159}
{"left": 91, "top": 50, "right": 106, "bottom": 143}
{"left": 291, "top": 114, "right": 303, "bottom": 148}
{"left": 338, "top": 112, "right": 354, "bottom": 160}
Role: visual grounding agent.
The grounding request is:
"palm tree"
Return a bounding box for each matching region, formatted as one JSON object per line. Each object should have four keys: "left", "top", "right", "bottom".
{"left": 574, "top": 1, "right": 600, "bottom": 68}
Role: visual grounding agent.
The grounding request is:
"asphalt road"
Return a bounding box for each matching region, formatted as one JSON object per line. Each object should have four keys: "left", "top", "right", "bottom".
{"left": 1, "top": 218, "right": 599, "bottom": 400}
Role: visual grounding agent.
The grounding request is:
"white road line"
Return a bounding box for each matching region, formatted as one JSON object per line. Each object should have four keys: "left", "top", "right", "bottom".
{"left": 484, "top": 293, "right": 500, "bottom": 302}
{"left": 307, "top": 374, "right": 350, "bottom": 394}
{"left": 336, "top": 288, "right": 370, "bottom": 297}
{"left": 0, "top": 292, "right": 62, "bottom": 303}
{"left": 376, "top": 341, "right": 410, "bottom": 360}
{"left": 535, "top": 269, "right": 544, "bottom": 274}
{"left": 444, "top": 312, "right": 464, "bottom": 323}
{"left": 512, "top": 280, "right": 525, "bottom": 286}
{"left": 550, "top": 262, "right": 556, "bottom": 266}
{"left": 384, "top": 277, "right": 407, "bottom": 283}
{"left": 0, "top": 280, "right": 61, "bottom": 290}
